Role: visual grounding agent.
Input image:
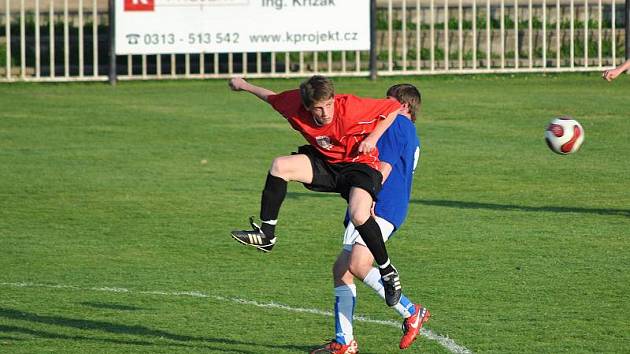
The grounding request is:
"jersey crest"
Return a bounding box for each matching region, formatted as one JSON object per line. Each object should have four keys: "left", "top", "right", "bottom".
{"left": 315, "top": 136, "right": 333, "bottom": 150}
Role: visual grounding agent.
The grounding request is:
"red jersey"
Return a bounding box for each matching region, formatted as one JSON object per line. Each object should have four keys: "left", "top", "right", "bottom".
{"left": 267, "top": 89, "right": 401, "bottom": 169}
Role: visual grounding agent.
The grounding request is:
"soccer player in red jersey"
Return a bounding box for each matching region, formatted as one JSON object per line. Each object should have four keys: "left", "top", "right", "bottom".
{"left": 229, "top": 75, "right": 403, "bottom": 306}
{"left": 602, "top": 59, "right": 630, "bottom": 82}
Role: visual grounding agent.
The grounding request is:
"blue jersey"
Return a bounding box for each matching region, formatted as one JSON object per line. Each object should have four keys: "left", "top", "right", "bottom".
{"left": 374, "top": 115, "right": 420, "bottom": 230}
{"left": 344, "top": 114, "right": 420, "bottom": 230}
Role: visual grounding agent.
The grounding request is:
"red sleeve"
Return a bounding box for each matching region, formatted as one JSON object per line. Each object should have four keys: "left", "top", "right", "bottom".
{"left": 267, "top": 89, "right": 302, "bottom": 120}
{"left": 341, "top": 95, "right": 401, "bottom": 134}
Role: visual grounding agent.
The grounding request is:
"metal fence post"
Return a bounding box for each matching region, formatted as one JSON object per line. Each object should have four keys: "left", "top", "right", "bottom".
{"left": 108, "top": 0, "right": 117, "bottom": 85}
{"left": 370, "top": 0, "right": 377, "bottom": 80}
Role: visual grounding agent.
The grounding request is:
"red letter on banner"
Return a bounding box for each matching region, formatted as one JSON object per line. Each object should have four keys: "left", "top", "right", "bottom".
{"left": 124, "top": 0, "right": 154, "bottom": 11}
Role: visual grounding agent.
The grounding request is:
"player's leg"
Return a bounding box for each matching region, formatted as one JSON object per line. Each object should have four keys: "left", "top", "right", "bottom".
{"left": 346, "top": 220, "right": 430, "bottom": 350}
{"left": 347, "top": 187, "right": 389, "bottom": 266}
{"left": 345, "top": 219, "right": 418, "bottom": 318}
{"left": 259, "top": 154, "right": 313, "bottom": 236}
{"left": 347, "top": 186, "right": 401, "bottom": 306}
{"left": 268, "top": 154, "right": 314, "bottom": 183}
{"left": 311, "top": 249, "right": 359, "bottom": 354}
{"left": 334, "top": 251, "right": 358, "bottom": 349}
{"left": 350, "top": 245, "right": 430, "bottom": 349}
{"left": 231, "top": 154, "right": 312, "bottom": 252}
{"left": 349, "top": 245, "right": 416, "bottom": 318}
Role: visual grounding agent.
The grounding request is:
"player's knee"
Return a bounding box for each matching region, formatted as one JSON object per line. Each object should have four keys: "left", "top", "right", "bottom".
{"left": 349, "top": 210, "right": 370, "bottom": 227}
{"left": 332, "top": 259, "right": 352, "bottom": 284}
{"left": 347, "top": 261, "right": 361, "bottom": 279}
{"left": 269, "top": 157, "right": 291, "bottom": 178}
{"left": 348, "top": 258, "right": 370, "bottom": 280}
{"left": 270, "top": 155, "right": 312, "bottom": 183}
{"left": 348, "top": 188, "right": 373, "bottom": 226}
{"left": 339, "top": 271, "right": 354, "bottom": 285}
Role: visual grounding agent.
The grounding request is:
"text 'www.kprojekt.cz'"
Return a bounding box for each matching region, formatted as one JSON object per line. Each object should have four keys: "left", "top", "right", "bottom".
{"left": 249, "top": 30, "right": 360, "bottom": 45}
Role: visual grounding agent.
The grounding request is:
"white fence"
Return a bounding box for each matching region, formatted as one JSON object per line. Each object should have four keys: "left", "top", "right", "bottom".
{"left": 0, "top": 0, "right": 627, "bottom": 82}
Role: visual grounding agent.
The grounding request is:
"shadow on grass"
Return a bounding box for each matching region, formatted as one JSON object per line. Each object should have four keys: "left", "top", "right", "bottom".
{"left": 284, "top": 192, "right": 630, "bottom": 217}
{"left": 0, "top": 308, "right": 312, "bottom": 353}
{"left": 0, "top": 335, "right": 24, "bottom": 341}
{"left": 80, "top": 302, "right": 145, "bottom": 311}
{"left": 411, "top": 199, "right": 630, "bottom": 217}
{"left": 0, "top": 324, "right": 159, "bottom": 347}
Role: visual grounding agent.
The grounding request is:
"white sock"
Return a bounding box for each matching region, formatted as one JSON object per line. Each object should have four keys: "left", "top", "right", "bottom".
{"left": 363, "top": 268, "right": 412, "bottom": 318}
{"left": 334, "top": 284, "right": 356, "bottom": 345}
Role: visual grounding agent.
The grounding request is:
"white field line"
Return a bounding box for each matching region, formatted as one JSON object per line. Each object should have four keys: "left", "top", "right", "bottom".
{"left": 1, "top": 281, "right": 472, "bottom": 354}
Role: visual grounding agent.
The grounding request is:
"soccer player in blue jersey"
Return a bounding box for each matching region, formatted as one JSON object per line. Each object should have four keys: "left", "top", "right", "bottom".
{"left": 311, "top": 84, "right": 429, "bottom": 354}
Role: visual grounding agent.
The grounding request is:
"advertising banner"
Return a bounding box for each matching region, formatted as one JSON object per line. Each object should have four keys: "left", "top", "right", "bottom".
{"left": 115, "top": 0, "right": 370, "bottom": 55}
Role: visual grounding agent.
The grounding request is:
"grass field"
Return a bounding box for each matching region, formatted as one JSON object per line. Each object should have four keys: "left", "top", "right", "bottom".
{"left": 1, "top": 73, "right": 629, "bottom": 353}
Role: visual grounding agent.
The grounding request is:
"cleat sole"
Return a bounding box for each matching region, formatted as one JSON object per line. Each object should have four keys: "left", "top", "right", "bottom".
{"left": 230, "top": 233, "right": 273, "bottom": 253}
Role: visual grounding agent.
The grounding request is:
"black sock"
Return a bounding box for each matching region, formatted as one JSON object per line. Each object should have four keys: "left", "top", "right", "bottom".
{"left": 260, "top": 173, "right": 287, "bottom": 237}
{"left": 378, "top": 263, "right": 396, "bottom": 276}
{"left": 260, "top": 223, "right": 276, "bottom": 238}
{"left": 355, "top": 217, "right": 390, "bottom": 267}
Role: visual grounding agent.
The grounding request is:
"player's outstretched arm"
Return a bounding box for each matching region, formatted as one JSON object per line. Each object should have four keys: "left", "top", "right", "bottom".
{"left": 602, "top": 59, "right": 630, "bottom": 82}
{"left": 228, "top": 77, "right": 277, "bottom": 102}
{"left": 358, "top": 110, "right": 400, "bottom": 154}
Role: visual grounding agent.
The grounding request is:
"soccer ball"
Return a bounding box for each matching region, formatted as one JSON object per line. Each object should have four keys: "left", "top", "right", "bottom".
{"left": 544, "top": 117, "right": 585, "bottom": 155}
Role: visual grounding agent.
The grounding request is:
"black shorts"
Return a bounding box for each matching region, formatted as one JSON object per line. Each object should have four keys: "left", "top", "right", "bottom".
{"left": 293, "top": 145, "right": 383, "bottom": 201}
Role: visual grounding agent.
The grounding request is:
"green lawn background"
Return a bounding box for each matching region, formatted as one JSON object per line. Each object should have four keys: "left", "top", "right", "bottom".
{"left": 0, "top": 73, "right": 628, "bottom": 353}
